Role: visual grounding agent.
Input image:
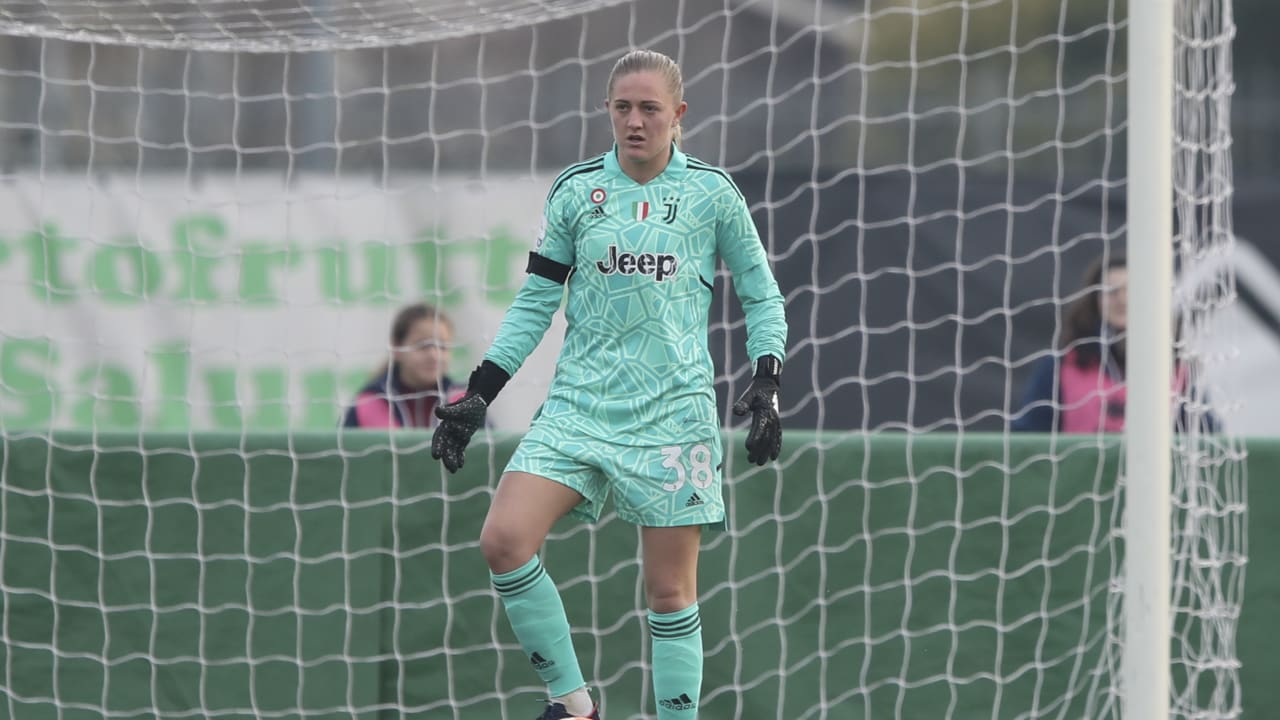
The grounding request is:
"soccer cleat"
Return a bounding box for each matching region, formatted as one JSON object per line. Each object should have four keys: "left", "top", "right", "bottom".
{"left": 535, "top": 701, "right": 600, "bottom": 720}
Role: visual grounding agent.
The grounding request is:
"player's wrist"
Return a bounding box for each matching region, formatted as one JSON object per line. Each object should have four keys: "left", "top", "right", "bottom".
{"left": 468, "top": 360, "right": 511, "bottom": 405}
{"left": 754, "top": 356, "right": 782, "bottom": 385}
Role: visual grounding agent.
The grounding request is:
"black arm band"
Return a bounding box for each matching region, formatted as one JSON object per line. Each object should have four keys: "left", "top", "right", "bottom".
{"left": 468, "top": 360, "right": 512, "bottom": 405}
{"left": 754, "top": 356, "right": 783, "bottom": 383}
{"left": 526, "top": 252, "right": 573, "bottom": 285}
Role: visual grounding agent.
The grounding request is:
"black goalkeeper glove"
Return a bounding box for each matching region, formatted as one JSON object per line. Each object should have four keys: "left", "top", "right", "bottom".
{"left": 432, "top": 360, "right": 510, "bottom": 473}
{"left": 732, "top": 356, "right": 783, "bottom": 466}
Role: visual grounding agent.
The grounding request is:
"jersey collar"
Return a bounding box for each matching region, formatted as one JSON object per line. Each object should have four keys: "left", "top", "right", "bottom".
{"left": 605, "top": 142, "right": 689, "bottom": 183}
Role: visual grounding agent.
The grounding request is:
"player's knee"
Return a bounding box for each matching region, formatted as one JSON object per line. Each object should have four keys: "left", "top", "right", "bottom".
{"left": 645, "top": 582, "right": 697, "bottom": 614}
{"left": 479, "top": 520, "right": 534, "bottom": 573}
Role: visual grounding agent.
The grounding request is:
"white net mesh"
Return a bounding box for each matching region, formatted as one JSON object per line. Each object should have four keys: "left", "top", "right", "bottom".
{"left": 0, "top": 1, "right": 1245, "bottom": 719}
{"left": 1167, "top": 2, "right": 1245, "bottom": 717}
{"left": 0, "top": 0, "right": 635, "bottom": 50}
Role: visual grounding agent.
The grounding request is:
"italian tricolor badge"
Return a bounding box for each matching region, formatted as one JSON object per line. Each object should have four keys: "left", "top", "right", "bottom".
{"left": 632, "top": 201, "right": 650, "bottom": 221}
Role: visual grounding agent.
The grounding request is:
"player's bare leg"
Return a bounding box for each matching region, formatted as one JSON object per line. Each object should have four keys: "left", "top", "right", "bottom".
{"left": 481, "top": 470, "right": 583, "bottom": 572}
{"left": 641, "top": 525, "right": 701, "bottom": 611}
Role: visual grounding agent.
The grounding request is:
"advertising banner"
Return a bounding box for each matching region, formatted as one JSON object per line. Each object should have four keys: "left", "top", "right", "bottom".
{"left": 0, "top": 173, "right": 565, "bottom": 431}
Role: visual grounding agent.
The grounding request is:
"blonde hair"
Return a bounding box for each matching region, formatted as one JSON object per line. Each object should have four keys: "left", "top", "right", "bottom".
{"left": 606, "top": 49, "right": 685, "bottom": 146}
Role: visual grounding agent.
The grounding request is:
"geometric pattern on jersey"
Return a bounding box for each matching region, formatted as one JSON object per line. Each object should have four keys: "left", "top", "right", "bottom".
{"left": 485, "top": 144, "right": 787, "bottom": 446}
{"left": 506, "top": 422, "right": 725, "bottom": 529}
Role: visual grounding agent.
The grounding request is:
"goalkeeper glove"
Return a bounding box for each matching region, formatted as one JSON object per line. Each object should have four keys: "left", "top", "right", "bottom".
{"left": 432, "top": 360, "right": 510, "bottom": 473}
{"left": 732, "top": 356, "right": 783, "bottom": 466}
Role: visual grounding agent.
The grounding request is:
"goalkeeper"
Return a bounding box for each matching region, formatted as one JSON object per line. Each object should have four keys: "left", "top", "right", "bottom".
{"left": 432, "top": 49, "right": 787, "bottom": 720}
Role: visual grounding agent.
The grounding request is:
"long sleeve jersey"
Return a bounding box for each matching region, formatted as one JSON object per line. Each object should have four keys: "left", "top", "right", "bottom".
{"left": 484, "top": 145, "right": 787, "bottom": 445}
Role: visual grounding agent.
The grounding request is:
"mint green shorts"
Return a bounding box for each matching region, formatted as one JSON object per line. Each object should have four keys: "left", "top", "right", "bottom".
{"left": 505, "top": 423, "right": 725, "bottom": 530}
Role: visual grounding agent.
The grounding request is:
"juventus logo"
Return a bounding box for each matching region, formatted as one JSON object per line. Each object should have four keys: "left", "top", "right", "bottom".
{"left": 662, "top": 196, "right": 680, "bottom": 224}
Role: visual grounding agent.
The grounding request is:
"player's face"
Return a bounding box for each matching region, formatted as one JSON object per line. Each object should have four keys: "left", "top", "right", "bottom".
{"left": 1101, "top": 266, "right": 1128, "bottom": 331}
{"left": 608, "top": 70, "right": 687, "bottom": 178}
{"left": 392, "top": 317, "right": 453, "bottom": 391}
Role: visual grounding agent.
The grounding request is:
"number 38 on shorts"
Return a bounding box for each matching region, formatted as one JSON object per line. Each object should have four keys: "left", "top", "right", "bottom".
{"left": 660, "top": 444, "right": 716, "bottom": 491}
{"left": 503, "top": 429, "right": 726, "bottom": 529}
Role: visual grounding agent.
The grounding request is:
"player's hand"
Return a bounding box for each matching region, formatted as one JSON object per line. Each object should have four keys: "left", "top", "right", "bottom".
{"left": 432, "top": 360, "right": 511, "bottom": 474}
{"left": 432, "top": 393, "right": 488, "bottom": 473}
{"left": 732, "top": 356, "right": 783, "bottom": 466}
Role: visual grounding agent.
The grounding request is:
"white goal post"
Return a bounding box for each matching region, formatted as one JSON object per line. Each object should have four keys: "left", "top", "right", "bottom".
{"left": 1125, "top": 0, "right": 1174, "bottom": 717}
{"left": 0, "top": 1, "right": 1244, "bottom": 719}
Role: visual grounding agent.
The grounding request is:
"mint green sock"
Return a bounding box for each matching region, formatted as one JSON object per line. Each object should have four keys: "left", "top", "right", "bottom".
{"left": 491, "top": 556, "right": 585, "bottom": 697}
{"left": 649, "top": 603, "right": 703, "bottom": 718}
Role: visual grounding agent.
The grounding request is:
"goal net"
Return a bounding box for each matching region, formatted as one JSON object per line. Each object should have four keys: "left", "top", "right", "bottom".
{"left": 0, "top": 1, "right": 1244, "bottom": 718}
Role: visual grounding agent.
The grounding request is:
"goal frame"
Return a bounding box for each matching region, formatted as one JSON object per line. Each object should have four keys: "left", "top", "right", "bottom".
{"left": 1124, "top": 1, "right": 1174, "bottom": 716}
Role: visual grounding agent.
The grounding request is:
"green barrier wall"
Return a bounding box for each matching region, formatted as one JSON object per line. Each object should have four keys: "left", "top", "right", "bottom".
{"left": 0, "top": 432, "right": 1271, "bottom": 719}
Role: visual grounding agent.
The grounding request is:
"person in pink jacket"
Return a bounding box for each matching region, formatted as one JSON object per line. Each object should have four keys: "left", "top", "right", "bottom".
{"left": 342, "top": 303, "right": 464, "bottom": 429}
{"left": 1012, "top": 251, "right": 1216, "bottom": 433}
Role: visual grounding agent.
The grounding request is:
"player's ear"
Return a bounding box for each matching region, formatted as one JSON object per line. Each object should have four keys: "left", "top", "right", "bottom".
{"left": 673, "top": 101, "right": 688, "bottom": 123}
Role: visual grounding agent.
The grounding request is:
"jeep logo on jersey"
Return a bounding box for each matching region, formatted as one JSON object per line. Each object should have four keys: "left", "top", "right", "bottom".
{"left": 596, "top": 244, "right": 679, "bottom": 281}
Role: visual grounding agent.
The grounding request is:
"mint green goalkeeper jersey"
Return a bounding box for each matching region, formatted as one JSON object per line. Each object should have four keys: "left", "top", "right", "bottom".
{"left": 484, "top": 145, "right": 787, "bottom": 446}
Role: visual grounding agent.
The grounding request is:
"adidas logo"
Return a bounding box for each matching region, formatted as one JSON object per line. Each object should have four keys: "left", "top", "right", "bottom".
{"left": 529, "top": 652, "right": 554, "bottom": 670}
{"left": 658, "top": 693, "right": 696, "bottom": 711}
{"left": 588, "top": 206, "right": 606, "bottom": 220}
{"left": 685, "top": 493, "right": 703, "bottom": 508}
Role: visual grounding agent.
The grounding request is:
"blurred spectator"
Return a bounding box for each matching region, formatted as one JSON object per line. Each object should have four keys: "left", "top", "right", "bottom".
{"left": 1011, "top": 251, "right": 1215, "bottom": 433}
{"left": 342, "top": 303, "right": 464, "bottom": 429}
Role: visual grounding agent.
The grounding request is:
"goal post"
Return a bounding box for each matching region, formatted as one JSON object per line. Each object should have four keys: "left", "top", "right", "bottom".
{"left": 1125, "top": 0, "right": 1174, "bottom": 717}
{"left": 0, "top": 1, "right": 1246, "bottom": 718}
